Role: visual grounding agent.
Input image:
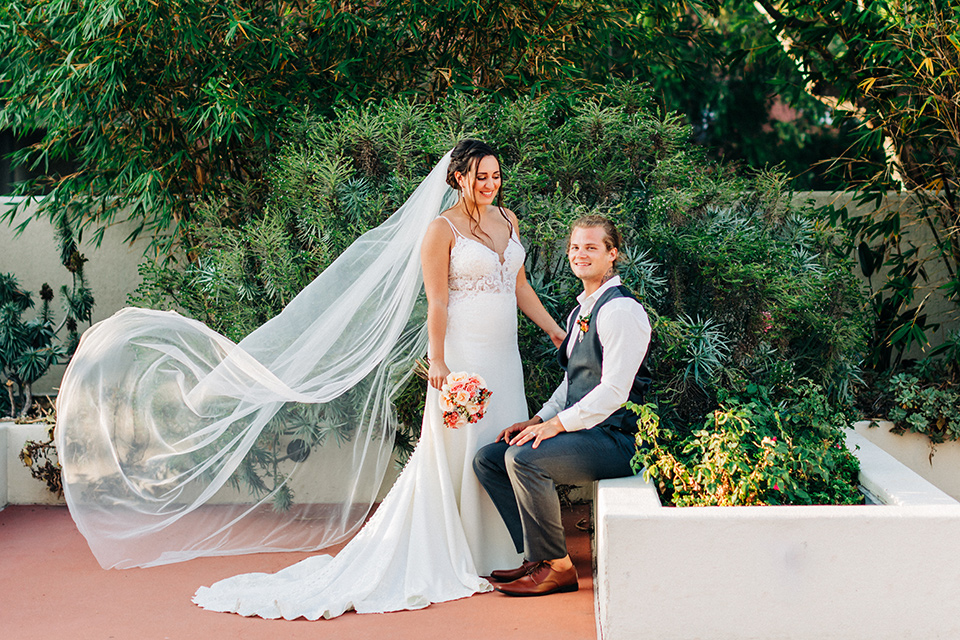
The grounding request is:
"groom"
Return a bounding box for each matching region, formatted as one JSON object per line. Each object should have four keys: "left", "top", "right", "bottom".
{"left": 473, "top": 215, "right": 652, "bottom": 597}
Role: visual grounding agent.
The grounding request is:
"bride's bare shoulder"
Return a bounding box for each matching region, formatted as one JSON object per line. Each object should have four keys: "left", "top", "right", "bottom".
{"left": 499, "top": 206, "right": 520, "bottom": 228}
{"left": 423, "top": 215, "right": 456, "bottom": 246}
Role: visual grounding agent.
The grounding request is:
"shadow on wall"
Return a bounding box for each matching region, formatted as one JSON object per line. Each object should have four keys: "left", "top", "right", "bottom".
{"left": 796, "top": 191, "right": 956, "bottom": 361}
{"left": 0, "top": 198, "right": 157, "bottom": 394}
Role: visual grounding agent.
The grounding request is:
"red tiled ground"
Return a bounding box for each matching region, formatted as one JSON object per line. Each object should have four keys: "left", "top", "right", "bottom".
{"left": 0, "top": 504, "right": 596, "bottom": 640}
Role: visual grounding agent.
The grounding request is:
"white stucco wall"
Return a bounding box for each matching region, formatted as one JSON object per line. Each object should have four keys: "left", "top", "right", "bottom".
{"left": 595, "top": 430, "right": 960, "bottom": 640}
{"left": 794, "top": 190, "right": 957, "bottom": 357}
{"left": 853, "top": 419, "right": 960, "bottom": 502}
{"left": 0, "top": 197, "right": 156, "bottom": 394}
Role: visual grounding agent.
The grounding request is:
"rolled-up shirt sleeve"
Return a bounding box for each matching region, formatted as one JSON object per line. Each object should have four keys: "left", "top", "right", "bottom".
{"left": 553, "top": 299, "right": 651, "bottom": 431}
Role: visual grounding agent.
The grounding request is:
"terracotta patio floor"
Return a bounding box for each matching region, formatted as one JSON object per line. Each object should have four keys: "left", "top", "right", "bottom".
{"left": 0, "top": 503, "right": 597, "bottom": 640}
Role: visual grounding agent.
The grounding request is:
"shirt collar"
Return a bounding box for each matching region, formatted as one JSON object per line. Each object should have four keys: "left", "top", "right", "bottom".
{"left": 576, "top": 275, "right": 622, "bottom": 314}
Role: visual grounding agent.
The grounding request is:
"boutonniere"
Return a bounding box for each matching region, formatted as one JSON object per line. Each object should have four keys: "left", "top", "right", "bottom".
{"left": 576, "top": 313, "right": 591, "bottom": 341}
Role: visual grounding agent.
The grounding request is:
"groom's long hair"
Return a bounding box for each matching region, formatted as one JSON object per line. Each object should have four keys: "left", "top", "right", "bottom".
{"left": 567, "top": 215, "right": 624, "bottom": 268}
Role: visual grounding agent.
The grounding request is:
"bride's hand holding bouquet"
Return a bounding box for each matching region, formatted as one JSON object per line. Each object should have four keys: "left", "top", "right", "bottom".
{"left": 426, "top": 357, "right": 451, "bottom": 390}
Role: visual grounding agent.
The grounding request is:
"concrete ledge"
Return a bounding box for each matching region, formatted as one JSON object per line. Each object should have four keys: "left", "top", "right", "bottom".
{"left": 0, "top": 420, "right": 64, "bottom": 507}
{"left": 595, "top": 429, "right": 960, "bottom": 640}
{"left": 853, "top": 424, "right": 958, "bottom": 506}
{"left": 854, "top": 419, "right": 960, "bottom": 502}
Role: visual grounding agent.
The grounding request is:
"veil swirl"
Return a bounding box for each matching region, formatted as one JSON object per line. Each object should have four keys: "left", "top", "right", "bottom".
{"left": 55, "top": 150, "right": 457, "bottom": 569}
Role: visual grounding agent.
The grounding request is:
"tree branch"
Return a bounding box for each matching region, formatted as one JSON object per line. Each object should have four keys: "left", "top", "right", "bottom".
{"left": 752, "top": 0, "right": 906, "bottom": 187}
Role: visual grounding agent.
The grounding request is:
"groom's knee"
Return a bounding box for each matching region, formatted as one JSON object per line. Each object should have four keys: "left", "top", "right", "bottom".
{"left": 473, "top": 440, "right": 507, "bottom": 480}
{"left": 503, "top": 442, "right": 548, "bottom": 478}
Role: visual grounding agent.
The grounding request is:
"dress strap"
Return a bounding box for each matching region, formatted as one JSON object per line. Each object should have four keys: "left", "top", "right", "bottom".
{"left": 440, "top": 215, "right": 465, "bottom": 238}
{"left": 497, "top": 207, "right": 520, "bottom": 242}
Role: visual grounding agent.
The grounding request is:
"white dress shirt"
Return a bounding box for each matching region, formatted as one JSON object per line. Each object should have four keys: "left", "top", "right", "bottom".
{"left": 534, "top": 276, "right": 651, "bottom": 431}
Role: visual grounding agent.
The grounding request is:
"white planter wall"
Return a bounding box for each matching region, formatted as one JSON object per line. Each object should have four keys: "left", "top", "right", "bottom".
{"left": 0, "top": 420, "right": 64, "bottom": 507}
{"left": 853, "top": 419, "right": 960, "bottom": 502}
{"left": 595, "top": 430, "right": 960, "bottom": 640}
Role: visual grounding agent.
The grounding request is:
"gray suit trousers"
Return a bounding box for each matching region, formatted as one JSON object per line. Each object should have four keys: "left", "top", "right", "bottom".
{"left": 473, "top": 426, "right": 636, "bottom": 562}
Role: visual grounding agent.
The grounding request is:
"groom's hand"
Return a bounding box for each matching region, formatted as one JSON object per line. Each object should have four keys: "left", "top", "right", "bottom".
{"left": 496, "top": 417, "right": 540, "bottom": 444}
{"left": 510, "top": 417, "right": 566, "bottom": 449}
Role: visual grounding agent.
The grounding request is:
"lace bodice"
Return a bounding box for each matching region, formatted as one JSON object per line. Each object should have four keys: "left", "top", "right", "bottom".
{"left": 444, "top": 217, "right": 525, "bottom": 304}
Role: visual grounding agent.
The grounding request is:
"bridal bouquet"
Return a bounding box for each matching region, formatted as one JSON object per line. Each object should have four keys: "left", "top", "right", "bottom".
{"left": 439, "top": 372, "right": 493, "bottom": 429}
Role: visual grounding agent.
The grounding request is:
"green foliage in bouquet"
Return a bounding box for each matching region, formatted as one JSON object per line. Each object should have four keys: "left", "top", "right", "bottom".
{"left": 134, "top": 81, "right": 868, "bottom": 505}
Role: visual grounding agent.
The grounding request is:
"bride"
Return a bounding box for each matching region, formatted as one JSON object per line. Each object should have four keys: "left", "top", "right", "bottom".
{"left": 55, "top": 139, "right": 564, "bottom": 618}
{"left": 192, "top": 139, "right": 565, "bottom": 618}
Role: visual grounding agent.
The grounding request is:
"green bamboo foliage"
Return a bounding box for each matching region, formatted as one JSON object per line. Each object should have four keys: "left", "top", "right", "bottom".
{"left": 0, "top": 0, "right": 713, "bottom": 255}
{"left": 738, "top": 0, "right": 960, "bottom": 371}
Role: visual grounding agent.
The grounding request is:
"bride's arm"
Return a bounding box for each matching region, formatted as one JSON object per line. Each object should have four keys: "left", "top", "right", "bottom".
{"left": 516, "top": 266, "right": 565, "bottom": 347}
{"left": 504, "top": 209, "right": 566, "bottom": 347}
{"left": 421, "top": 218, "right": 454, "bottom": 389}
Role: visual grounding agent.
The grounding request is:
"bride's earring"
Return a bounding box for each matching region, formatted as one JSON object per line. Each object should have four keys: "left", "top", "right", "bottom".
{"left": 454, "top": 173, "right": 467, "bottom": 210}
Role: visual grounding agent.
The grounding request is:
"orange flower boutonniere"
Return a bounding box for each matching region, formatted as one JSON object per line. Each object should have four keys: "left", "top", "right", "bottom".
{"left": 576, "top": 313, "right": 591, "bottom": 341}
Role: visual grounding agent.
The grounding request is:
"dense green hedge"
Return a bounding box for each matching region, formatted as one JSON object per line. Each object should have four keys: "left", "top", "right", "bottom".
{"left": 134, "top": 82, "right": 867, "bottom": 504}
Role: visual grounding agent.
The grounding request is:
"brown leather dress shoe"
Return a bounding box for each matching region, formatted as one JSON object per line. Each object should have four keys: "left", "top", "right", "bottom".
{"left": 493, "top": 561, "right": 579, "bottom": 597}
{"left": 485, "top": 560, "right": 539, "bottom": 583}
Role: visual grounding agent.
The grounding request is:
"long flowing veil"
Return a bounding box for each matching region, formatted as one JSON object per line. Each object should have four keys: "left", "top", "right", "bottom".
{"left": 55, "top": 150, "right": 457, "bottom": 569}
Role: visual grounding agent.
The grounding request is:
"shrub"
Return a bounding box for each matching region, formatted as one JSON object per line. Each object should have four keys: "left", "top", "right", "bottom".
{"left": 0, "top": 217, "right": 93, "bottom": 417}
{"left": 20, "top": 422, "right": 61, "bottom": 497}
{"left": 133, "top": 82, "right": 868, "bottom": 503}
{"left": 882, "top": 372, "right": 960, "bottom": 446}
{"left": 630, "top": 382, "right": 863, "bottom": 507}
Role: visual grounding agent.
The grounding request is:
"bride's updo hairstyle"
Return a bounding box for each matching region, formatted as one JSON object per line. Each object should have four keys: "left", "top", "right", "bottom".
{"left": 446, "top": 139, "right": 505, "bottom": 239}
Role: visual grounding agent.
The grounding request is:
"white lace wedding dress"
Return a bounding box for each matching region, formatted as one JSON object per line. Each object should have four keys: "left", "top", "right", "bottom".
{"left": 193, "top": 218, "right": 527, "bottom": 619}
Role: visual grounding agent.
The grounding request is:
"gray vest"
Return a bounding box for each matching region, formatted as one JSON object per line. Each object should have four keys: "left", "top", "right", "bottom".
{"left": 557, "top": 285, "right": 652, "bottom": 433}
